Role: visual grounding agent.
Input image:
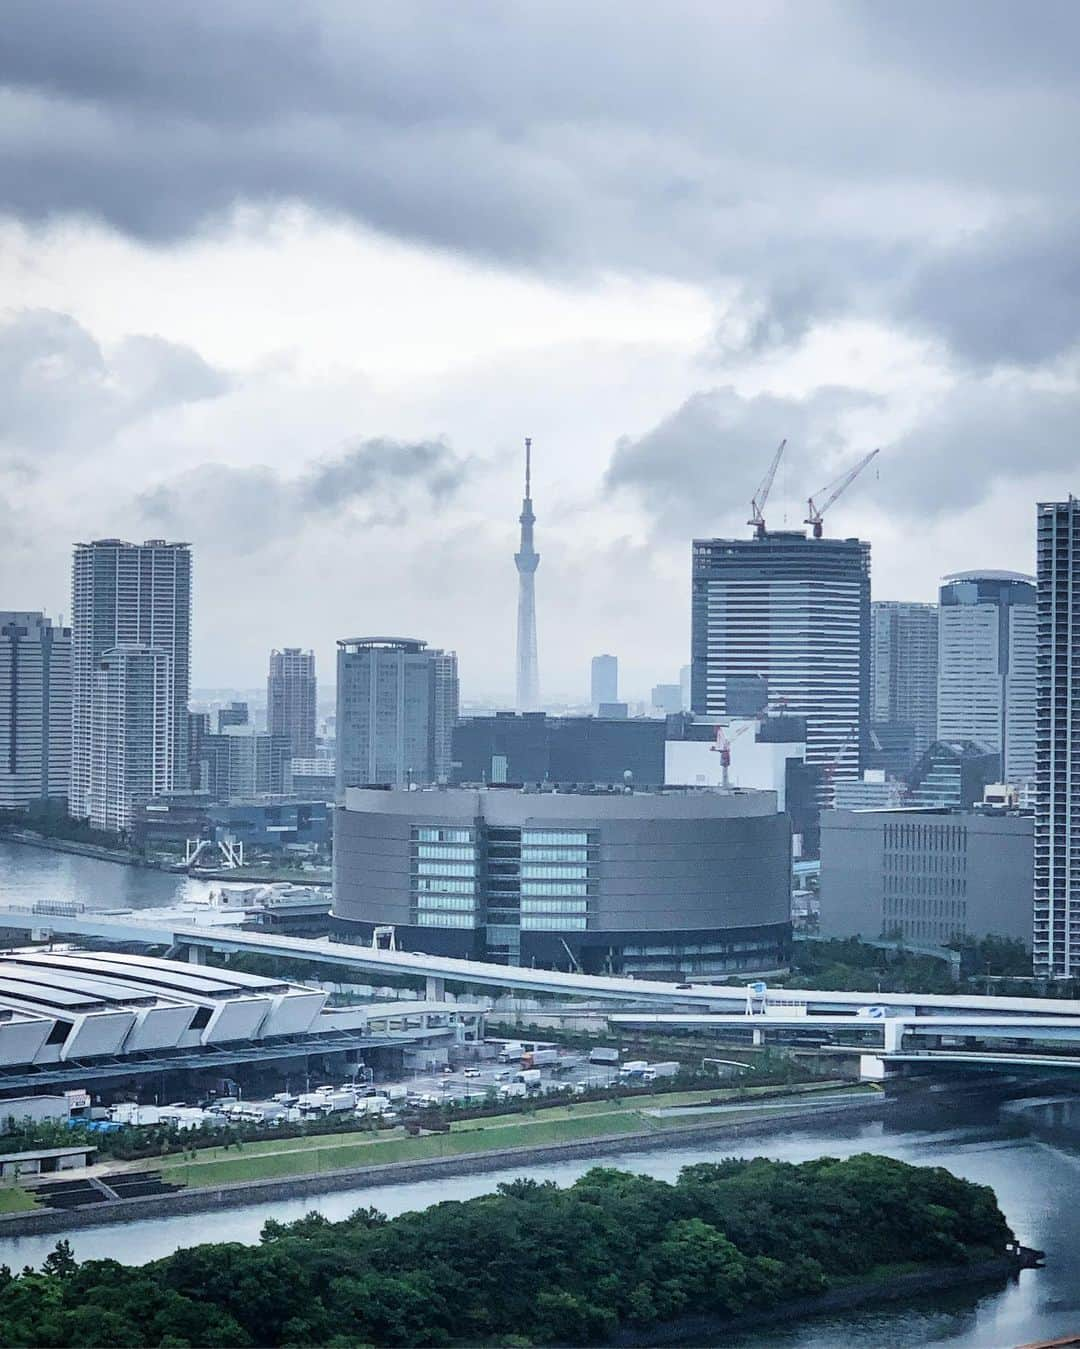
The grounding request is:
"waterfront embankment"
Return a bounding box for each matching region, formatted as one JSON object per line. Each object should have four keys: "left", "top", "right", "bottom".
{"left": 0, "top": 1091, "right": 887, "bottom": 1238}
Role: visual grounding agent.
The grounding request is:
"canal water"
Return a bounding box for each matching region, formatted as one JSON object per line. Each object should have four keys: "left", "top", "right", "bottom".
{"left": 1, "top": 840, "right": 1078, "bottom": 1345}
{"left": 0, "top": 1097, "right": 1075, "bottom": 1347}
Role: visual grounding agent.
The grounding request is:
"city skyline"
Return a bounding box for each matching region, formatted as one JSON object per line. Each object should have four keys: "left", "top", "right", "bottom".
{"left": 2, "top": 6, "right": 1077, "bottom": 698}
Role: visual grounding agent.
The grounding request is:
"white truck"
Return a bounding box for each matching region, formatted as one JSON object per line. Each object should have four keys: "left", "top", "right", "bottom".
{"left": 497, "top": 1041, "right": 525, "bottom": 1063}
{"left": 498, "top": 1081, "right": 528, "bottom": 1100}
{"left": 641, "top": 1061, "right": 680, "bottom": 1082}
{"left": 354, "top": 1095, "right": 392, "bottom": 1118}
{"left": 588, "top": 1047, "right": 620, "bottom": 1066}
{"left": 618, "top": 1060, "right": 649, "bottom": 1079}
{"left": 514, "top": 1069, "right": 542, "bottom": 1088}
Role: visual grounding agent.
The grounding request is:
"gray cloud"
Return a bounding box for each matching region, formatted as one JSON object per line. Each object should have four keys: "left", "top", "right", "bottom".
{"left": 606, "top": 385, "right": 880, "bottom": 536}
{"left": 900, "top": 216, "right": 1080, "bottom": 367}
{"left": 136, "top": 435, "right": 471, "bottom": 553}
{"left": 0, "top": 309, "right": 227, "bottom": 462}
{"left": 3, "top": 4, "right": 1080, "bottom": 364}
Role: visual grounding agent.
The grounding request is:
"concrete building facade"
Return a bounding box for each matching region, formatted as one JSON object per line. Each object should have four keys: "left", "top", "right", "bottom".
{"left": 820, "top": 807, "right": 1034, "bottom": 948}
{"left": 1035, "top": 499, "right": 1080, "bottom": 976}
{"left": 267, "top": 649, "right": 317, "bottom": 760}
{"left": 333, "top": 786, "right": 791, "bottom": 977}
{"left": 201, "top": 726, "right": 291, "bottom": 799}
{"left": 71, "top": 539, "right": 191, "bottom": 818}
{"left": 937, "top": 571, "right": 1036, "bottom": 788}
{"left": 335, "top": 638, "right": 459, "bottom": 795}
{"left": 88, "top": 644, "right": 173, "bottom": 833}
{"left": 0, "top": 613, "right": 72, "bottom": 809}
{"left": 691, "top": 531, "right": 870, "bottom": 794}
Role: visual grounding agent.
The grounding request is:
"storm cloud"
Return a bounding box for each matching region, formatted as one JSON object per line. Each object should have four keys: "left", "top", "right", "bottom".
{"left": 3, "top": 3, "right": 1080, "bottom": 364}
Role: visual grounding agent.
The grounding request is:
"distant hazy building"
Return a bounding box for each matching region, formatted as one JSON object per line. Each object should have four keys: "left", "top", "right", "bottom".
{"left": 336, "top": 638, "right": 459, "bottom": 794}
{"left": 217, "top": 701, "right": 249, "bottom": 731}
{"left": 267, "top": 649, "right": 317, "bottom": 760}
{"left": 452, "top": 712, "right": 666, "bottom": 787}
{"left": 831, "top": 771, "right": 908, "bottom": 810}
{"left": 88, "top": 644, "right": 173, "bottom": 833}
{"left": 908, "top": 739, "right": 1000, "bottom": 809}
{"left": 692, "top": 531, "right": 870, "bottom": 793}
{"left": 937, "top": 571, "right": 1036, "bottom": 787}
{"left": 820, "top": 807, "right": 1033, "bottom": 948}
{"left": 870, "top": 601, "right": 938, "bottom": 773}
{"left": 1035, "top": 499, "right": 1080, "bottom": 976}
{"left": 679, "top": 664, "right": 692, "bottom": 712}
{"left": 590, "top": 655, "right": 618, "bottom": 709}
{"left": 286, "top": 757, "right": 336, "bottom": 800}
{"left": 187, "top": 711, "right": 211, "bottom": 791}
{"left": 201, "top": 726, "right": 291, "bottom": 799}
{"left": 651, "top": 683, "right": 682, "bottom": 716}
{"left": 0, "top": 613, "right": 72, "bottom": 809}
{"left": 71, "top": 539, "right": 191, "bottom": 818}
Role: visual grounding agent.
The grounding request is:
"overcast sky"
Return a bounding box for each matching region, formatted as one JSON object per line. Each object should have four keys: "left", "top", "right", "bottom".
{"left": 3, "top": 2, "right": 1079, "bottom": 703}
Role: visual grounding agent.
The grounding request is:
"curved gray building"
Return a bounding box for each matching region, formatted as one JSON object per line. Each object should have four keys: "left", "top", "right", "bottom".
{"left": 333, "top": 786, "right": 791, "bottom": 978}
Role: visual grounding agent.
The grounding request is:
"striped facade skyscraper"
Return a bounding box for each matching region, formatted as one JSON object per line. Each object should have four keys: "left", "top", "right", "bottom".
{"left": 869, "top": 600, "right": 939, "bottom": 772}
{"left": 691, "top": 530, "right": 870, "bottom": 793}
{"left": 70, "top": 539, "right": 191, "bottom": 819}
{"left": 267, "top": 648, "right": 317, "bottom": 760}
{"left": 1034, "top": 499, "right": 1080, "bottom": 977}
{"left": 0, "top": 612, "right": 72, "bottom": 809}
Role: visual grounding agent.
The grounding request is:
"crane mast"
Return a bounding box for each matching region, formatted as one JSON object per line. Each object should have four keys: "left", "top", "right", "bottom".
{"left": 747, "top": 439, "right": 787, "bottom": 539}
{"left": 804, "top": 447, "right": 880, "bottom": 538}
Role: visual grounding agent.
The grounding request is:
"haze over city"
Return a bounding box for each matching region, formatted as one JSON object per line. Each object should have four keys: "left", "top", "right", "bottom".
{"left": 3, "top": 2, "right": 1079, "bottom": 698}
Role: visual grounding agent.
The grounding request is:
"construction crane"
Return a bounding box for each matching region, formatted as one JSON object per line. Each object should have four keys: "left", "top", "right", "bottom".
{"left": 747, "top": 439, "right": 787, "bottom": 539}
{"left": 804, "top": 447, "right": 880, "bottom": 538}
{"left": 709, "top": 718, "right": 757, "bottom": 787}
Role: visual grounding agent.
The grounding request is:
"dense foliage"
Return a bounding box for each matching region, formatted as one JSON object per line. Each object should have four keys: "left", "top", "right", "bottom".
{"left": 781, "top": 936, "right": 1034, "bottom": 995}
{"left": 0, "top": 1154, "right": 1012, "bottom": 1347}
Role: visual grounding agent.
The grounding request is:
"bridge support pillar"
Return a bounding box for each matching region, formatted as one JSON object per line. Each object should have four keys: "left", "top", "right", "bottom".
{"left": 751, "top": 1027, "right": 764, "bottom": 1047}
{"left": 185, "top": 944, "right": 207, "bottom": 966}
{"left": 426, "top": 976, "right": 446, "bottom": 1001}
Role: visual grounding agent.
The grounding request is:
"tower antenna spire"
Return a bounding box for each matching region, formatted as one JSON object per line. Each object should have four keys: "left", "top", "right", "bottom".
{"left": 514, "top": 435, "right": 540, "bottom": 710}
{"left": 525, "top": 436, "right": 532, "bottom": 498}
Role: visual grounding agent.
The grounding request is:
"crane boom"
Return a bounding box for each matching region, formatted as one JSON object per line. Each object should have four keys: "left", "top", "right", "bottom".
{"left": 804, "top": 447, "right": 880, "bottom": 538}
{"left": 747, "top": 439, "right": 787, "bottom": 538}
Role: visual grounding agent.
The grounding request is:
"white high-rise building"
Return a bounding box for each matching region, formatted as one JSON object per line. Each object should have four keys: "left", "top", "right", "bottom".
{"left": 1034, "top": 500, "right": 1080, "bottom": 977}
{"left": 267, "top": 648, "right": 316, "bottom": 759}
{"left": 88, "top": 645, "right": 173, "bottom": 833}
{"left": 71, "top": 539, "right": 192, "bottom": 818}
{"left": 0, "top": 613, "right": 72, "bottom": 809}
{"left": 691, "top": 530, "right": 871, "bottom": 792}
{"left": 937, "top": 571, "right": 1036, "bottom": 787}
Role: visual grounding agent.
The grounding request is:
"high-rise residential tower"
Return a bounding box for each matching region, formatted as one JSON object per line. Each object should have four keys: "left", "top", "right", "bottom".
{"left": 590, "top": 654, "right": 618, "bottom": 709}
{"left": 691, "top": 530, "right": 871, "bottom": 791}
{"left": 88, "top": 644, "right": 173, "bottom": 833}
{"left": 1034, "top": 499, "right": 1080, "bottom": 976}
{"left": 937, "top": 571, "right": 1036, "bottom": 787}
{"left": 0, "top": 613, "right": 72, "bottom": 809}
{"left": 514, "top": 438, "right": 540, "bottom": 710}
{"left": 70, "top": 539, "right": 191, "bottom": 818}
{"left": 869, "top": 600, "right": 939, "bottom": 773}
{"left": 267, "top": 648, "right": 317, "bottom": 759}
{"left": 336, "top": 637, "right": 459, "bottom": 794}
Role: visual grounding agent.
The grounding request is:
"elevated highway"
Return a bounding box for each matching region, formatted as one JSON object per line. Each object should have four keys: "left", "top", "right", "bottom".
{"left": 3, "top": 904, "right": 1080, "bottom": 1023}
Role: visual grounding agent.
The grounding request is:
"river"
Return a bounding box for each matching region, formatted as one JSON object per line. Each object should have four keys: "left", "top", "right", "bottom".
{"left": 0, "top": 1097, "right": 1075, "bottom": 1347}
{"left": 0, "top": 837, "right": 215, "bottom": 910}
{"left": 1, "top": 841, "right": 1078, "bottom": 1345}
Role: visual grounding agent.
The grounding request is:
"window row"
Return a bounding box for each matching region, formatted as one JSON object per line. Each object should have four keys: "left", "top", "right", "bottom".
{"left": 415, "top": 878, "right": 475, "bottom": 895}
{"left": 415, "top": 844, "right": 476, "bottom": 860}
{"left": 521, "top": 881, "right": 588, "bottom": 897}
{"left": 416, "top": 827, "right": 473, "bottom": 844}
{"left": 416, "top": 911, "right": 474, "bottom": 928}
{"left": 520, "top": 864, "right": 588, "bottom": 880}
{"left": 416, "top": 861, "right": 475, "bottom": 878}
{"left": 521, "top": 830, "right": 589, "bottom": 846}
{"left": 521, "top": 915, "right": 588, "bottom": 930}
{"left": 520, "top": 847, "right": 589, "bottom": 862}
{"left": 416, "top": 894, "right": 476, "bottom": 913}
{"left": 520, "top": 899, "right": 588, "bottom": 915}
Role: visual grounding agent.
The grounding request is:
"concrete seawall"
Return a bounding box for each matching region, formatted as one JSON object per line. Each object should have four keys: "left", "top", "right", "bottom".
{"left": 0, "top": 1096, "right": 888, "bottom": 1241}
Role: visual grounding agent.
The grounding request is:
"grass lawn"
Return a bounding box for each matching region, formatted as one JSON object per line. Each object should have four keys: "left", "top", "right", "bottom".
{"left": 152, "top": 1081, "right": 871, "bottom": 1191}
{"left": 0, "top": 1187, "right": 39, "bottom": 1213}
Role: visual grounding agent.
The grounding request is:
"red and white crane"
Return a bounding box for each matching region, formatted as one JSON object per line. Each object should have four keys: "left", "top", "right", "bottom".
{"left": 804, "top": 448, "right": 880, "bottom": 538}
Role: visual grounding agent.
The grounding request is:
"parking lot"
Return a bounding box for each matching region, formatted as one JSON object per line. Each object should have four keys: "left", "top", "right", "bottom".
{"left": 398, "top": 1055, "right": 620, "bottom": 1108}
